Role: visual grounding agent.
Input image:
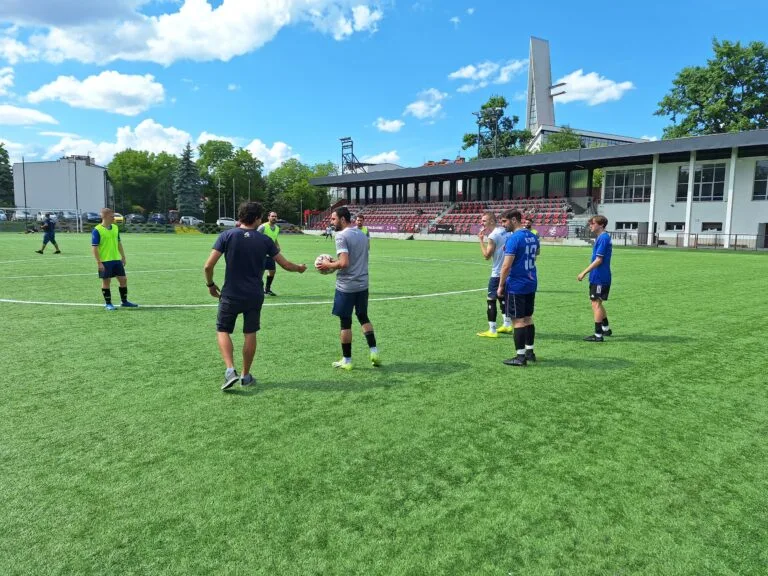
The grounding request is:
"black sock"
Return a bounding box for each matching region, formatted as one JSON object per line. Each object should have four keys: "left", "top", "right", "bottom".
{"left": 486, "top": 299, "right": 497, "bottom": 323}
{"left": 341, "top": 342, "right": 352, "bottom": 359}
{"left": 526, "top": 324, "right": 535, "bottom": 347}
{"left": 602, "top": 316, "right": 610, "bottom": 329}
{"left": 364, "top": 331, "right": 377, "bottom": 348}
{"left": 513, "top": 327, "right": 526, "bottom": 356}
{"left": 266, "top": 276, "right": 273, "bottom": 291}
{"left": 594, "top": 322, "right": 604, "bottom": 338}
{"left": 119, "top": 286, "right": 128, "bottom": 303}
{"left": 102, "top": 288, "right": 111, "bottom": 304}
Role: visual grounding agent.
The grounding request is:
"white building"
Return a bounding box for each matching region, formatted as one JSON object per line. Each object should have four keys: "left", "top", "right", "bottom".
{"left": 13, "top": 156, "right": 113, "bottom": 214}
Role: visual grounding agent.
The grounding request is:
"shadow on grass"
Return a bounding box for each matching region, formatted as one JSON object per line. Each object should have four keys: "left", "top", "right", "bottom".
{"left": 225, "top": 361, "right": 470, "bottom": 395}
{"left": 538, "top": 332, "right": 692, "bottom": 344}
{"left": 531, "top": 356, "right": 634, "bottom": 370}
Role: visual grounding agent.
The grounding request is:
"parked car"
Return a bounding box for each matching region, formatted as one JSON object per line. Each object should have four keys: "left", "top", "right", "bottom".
{"left": 83, "top": 212, "right": 101, "bottom": 223}
{"left": 148, "top": 213, "right": 167, "bottom": 224}
{"left": 216, "top": 217, "right": 236, "bottom": 227}
{"left": 275, "top": 219, "right": 301, "bottom": 233}
{"left": 180, "top": 216, "right": 203, "bottom": 226}
{"left": 36, "top": 211, "right": 58, "bottom": 223}
{"left": 58, "top": 210, "right": 78, "bottom": 221}
{"left": 12, "top": 209, "right": 33, "bottom": 221}
{"left": 0, "top": 209, "right": 7, "bottom": 221}
{"left": 113, "top": 212, "right": 125, "bottom": 224}
{"left": 126, "top": 213, "right": 145, "bottom": 224}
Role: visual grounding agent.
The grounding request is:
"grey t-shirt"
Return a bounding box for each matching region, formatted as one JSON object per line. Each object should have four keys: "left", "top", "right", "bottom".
{"left": 335, "top": 226, "right": 369, "bottom": 293}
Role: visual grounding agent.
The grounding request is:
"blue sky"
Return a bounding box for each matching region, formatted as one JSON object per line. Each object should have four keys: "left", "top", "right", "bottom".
{"left": 1, "top": 0, "right": 767, "bottom": 170}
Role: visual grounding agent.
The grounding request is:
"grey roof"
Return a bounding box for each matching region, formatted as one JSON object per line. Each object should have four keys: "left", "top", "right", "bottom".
{"left": 310, "top": 129, "right": 768, "bottom": 187}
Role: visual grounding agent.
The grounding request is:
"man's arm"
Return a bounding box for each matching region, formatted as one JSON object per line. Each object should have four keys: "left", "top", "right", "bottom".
{"left": 118, "top": 240, "right": 126, "bottom": 266}
{"left": 497, "top": 254, "right": 515, "bottom": 297}
{"left": 479, "top": 234, "right": 496, "bottom": 260}
{"left": 203, "top": 249, "right": 223, "bottom": 297}
{"left": 577, "top": 256, "right": 602, "bottom": 282}
{"left": 317, "top": 251, "right": 349, "bottom": 271}
{"left": 91, "top": 245, "right": 104, "bottom": 272}
{"left": 274, "top": 252, "right": 306, "bottom": 273}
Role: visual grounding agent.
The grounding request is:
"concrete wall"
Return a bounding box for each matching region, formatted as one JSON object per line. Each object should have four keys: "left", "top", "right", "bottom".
{"left": 12, "top": 158, "right": 110, "bottom": 213}
{"left": 600, "top": 156, "right": 768, "bottom": 236}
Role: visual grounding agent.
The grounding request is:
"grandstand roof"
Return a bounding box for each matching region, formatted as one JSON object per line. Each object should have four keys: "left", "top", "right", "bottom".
{"left": 310, "top": 129, "right": 768, "bottom": 187}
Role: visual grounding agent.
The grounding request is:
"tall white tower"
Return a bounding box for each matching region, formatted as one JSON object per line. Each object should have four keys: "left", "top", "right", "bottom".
{"left": 526, "top": 37, "right": 557, "bottom": 134}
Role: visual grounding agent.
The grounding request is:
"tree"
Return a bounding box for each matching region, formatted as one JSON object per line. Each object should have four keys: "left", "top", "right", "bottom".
{"left": 537, "top": 126, "right": 583, "bottom": 153}
{"left": 265, "top": 159, "right": 337, "bottom": 223}
{"left": 108, "top": 150, "right": 156, "bottom": 213}
{"left": 655, "top": 39, "right": 768, "bottom": 138}
{"left": 174, "top": 142, "right": 202, "bottom": 217}
{"left": 152, "top": 152, "right": 180, "bottom": 215}
{"left": 0, "top": 143, "right": 13, "bottom": 207}
{"left": 462, "top": 95, "right": 532, "bottom": 159}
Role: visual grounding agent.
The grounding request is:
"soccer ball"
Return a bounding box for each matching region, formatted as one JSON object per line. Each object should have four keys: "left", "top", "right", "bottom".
{"left": 314, "top": 253, "right": 335, "bottom": 274}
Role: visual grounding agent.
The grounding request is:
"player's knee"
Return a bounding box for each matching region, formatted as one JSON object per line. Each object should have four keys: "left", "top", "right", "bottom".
{"left": 340, "top": 316, "right": 353, "bottom": 330}
{"left": 356, "top": 312, "right": 370, "bottom": 325}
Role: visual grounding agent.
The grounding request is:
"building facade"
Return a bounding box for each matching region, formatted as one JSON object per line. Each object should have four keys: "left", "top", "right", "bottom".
{"left": 13, "top": 156, "right": 113, "bottom": 214}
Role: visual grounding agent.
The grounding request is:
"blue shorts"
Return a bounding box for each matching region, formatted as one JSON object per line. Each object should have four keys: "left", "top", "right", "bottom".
{"left": 332, "top": 289, "right": 369, "bottom": 318}
{"left": 99, "top": 260, "right": 126, "bottom": 279}
{"left": 264, "top": 256, "right": 276, "bottom": 271}
{"left": 43, "top": 232, "right": 56, "bottom": 244}
{"left": 487, "top": 277, "right": 501, "bottom": 299}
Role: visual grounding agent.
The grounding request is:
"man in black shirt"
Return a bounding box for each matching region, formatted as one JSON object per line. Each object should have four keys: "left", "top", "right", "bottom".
{"left": 204, "top": 202, "right": 307, "bottom": 390}
{"left": 36, "top": 213, "right": 61, "bottom": 254}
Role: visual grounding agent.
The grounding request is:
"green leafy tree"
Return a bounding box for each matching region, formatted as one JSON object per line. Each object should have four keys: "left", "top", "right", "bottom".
{"left": 462, "top": 95, "right": 532, "bottom": 159}
{"left": 174, "top": 142, "right": 202, "bottom": 217}
{"left": 537, "top": 126, "right": 583, "bottom": 153}
{"left": 265, "top": 159, "right": 337, "bottom": 223}
{"left": 108, "top": 150, "right": 156, "bottom": 213}
{"left": 152, "top": 152, "right": 180, "bottom": 215}
{"left": 656, "top": 39, "right": 768, "bottom": 138}
{"left": 0, "top": 143, "right": 13, "bottom": 207}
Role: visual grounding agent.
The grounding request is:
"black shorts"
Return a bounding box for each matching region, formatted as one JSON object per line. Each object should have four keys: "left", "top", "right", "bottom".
{"left": 264, "top": 256, "right": 276, "bottom": 272}
{"left": 98, "top": 261, "right": 126, "bottom": 279}
{"left": 589, "top": 283, "right": 611, "bottom": 301}
{"left": 505, "top": 292, "right": 535, "bottom": 319}
{"left": 487, "top": 277, "right": 502, "bottom": 300}
{"left": 332, "top": 289, "right": 369, "bottom": 318}
{"left": 43, "top": 232, "right": 56, "bottom": 244}
{"left": 217, "top": 296, "right": 264, "bottom": 334}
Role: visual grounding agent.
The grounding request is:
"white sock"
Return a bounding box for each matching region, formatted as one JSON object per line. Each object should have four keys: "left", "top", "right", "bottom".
{"left": 503, "top": 316, "right": 512, "bottom": 327}
{"left": 370, "top": 346, "right": 378, "bottom": 354}
{"left": 602, "top": 324, "right": 610, "bottom": 331}
{"left": 489, "top": 321, "right": 497, "bottom": 333}
{"left": 343, "top": 357, "right": 352, "bottom": 364}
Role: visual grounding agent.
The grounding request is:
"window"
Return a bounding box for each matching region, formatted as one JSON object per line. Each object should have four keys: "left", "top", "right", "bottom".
{"left": 665, "top": 222, "right": 685, "bottom": 231}
{"left": 701, "top": 222, "right": 722, "bottom": 232}
{"left": 676, "top": 163, "right": 726, "bottom": 202}
{"left": 753, "top": 160, "right": 768, "bottom": 200}
{"left": 616, "top": 221, "right": 639, "bottom": 230}
{"left": 603, "top": 168, "right": 652, "bottom": 203}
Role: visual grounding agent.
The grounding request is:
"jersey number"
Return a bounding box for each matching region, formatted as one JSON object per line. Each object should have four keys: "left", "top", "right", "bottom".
{"left": 524, "top": 244, "right": 537, "bottom": 270}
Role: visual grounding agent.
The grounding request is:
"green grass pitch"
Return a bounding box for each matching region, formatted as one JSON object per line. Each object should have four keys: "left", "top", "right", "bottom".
{"left": 1, "top": 233, "right": 766, "bottom": 575}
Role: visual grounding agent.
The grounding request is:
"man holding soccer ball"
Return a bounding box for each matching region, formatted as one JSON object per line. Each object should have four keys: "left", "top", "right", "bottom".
{"left": 316, "top": 206, "right": 380, "bottom": 370}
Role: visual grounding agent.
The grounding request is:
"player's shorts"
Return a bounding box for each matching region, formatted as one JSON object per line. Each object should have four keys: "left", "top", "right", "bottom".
{"left": 98, "top": 260, "right": 126, "bottom": 279}
{"left": 264, "top": 255, "right": 276, "bottom": 271}
{"left": 217, "top": 295, "right": 264, "bottom": 334}
{"left": 589, "top": 283, "right": 611, "bottom": 301}
{"left": 487, "top": 276, "right": 502, "bottom": 299}
{"left": 505, "top": 292, "right": 535, "bottom": 319}
{"left": 332, "top": 289, "right": 369, "bottom": 318}
{"left": 42, "top": 232, "right": 55, "bottom": 244}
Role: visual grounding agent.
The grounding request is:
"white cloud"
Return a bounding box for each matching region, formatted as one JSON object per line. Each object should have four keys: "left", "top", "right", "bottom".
{"left": 227, "top": 83, "right": 240, "bottom": 91}
{"left": 361, "top": 150, "right": 399, "bottom": 164}
{"left": 0, "top": 36, "right": 32, "bottom": 64}
{"left": 0, "top": 1, "right": 144, "bottom": 27}
{"left": 373, "top": 117, "right": 405, "bottom": 133}
{"left": 449, "top": 16, "right": 460, "bottom": 27}
{"left": 5, "top": 1, "right": 387, "bottom": 65}
{"left": 245, "top": 138, "right": 298, "bottom": 171}
{"left": 197, "top": 131, "right": 239, "bottom": 145}
{"left": 448, "top": 58, "right": 527, "bottom": 92}
{"left": 641, "top": 135, "right": 659, "bottom": 141}
{"left": 27, "top": 71, "right": 165, "bottom": 116}
{"left": 44, "top": 118, "right": 191, "bottom": 164}
{"left": 467, "top": 8, "right": 475, "bottom": 15}
{"left": 0, "top": 66, "right": 13, "bottom": 95}
{"left": 0, "top": 104, "right": 57, "bottom": 125}
{"left": 404, "top": 88, "right": 447, "bottom": 120}
{"left": 0, "top": 135, "right": 40, "bottom": 163}
{"left": 39, "top": 131, "right": 80, "bottom": 138}
{"left": 554, "top": 69, "right": 635, "bottom": 105}
{"left": 512, "top": 90, "right": 527, "bottom": 101}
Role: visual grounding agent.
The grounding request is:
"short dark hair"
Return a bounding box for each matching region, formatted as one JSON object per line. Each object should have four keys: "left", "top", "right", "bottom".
{"left": 334, "top": 206, "right": 352, "bottom": 224}
{"left": 237, "top": 202, "right": 264, "bottom": 226}
{"left": 591, "top": 215, "right": 608, "bottom": 227}
{"left": 502, "top": 209, "right": 522, "bottom": 222}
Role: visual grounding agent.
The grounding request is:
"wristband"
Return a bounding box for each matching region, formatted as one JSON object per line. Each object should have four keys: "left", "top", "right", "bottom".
{"left": 206, "top": 282, "right": 215, "bottom": 287}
